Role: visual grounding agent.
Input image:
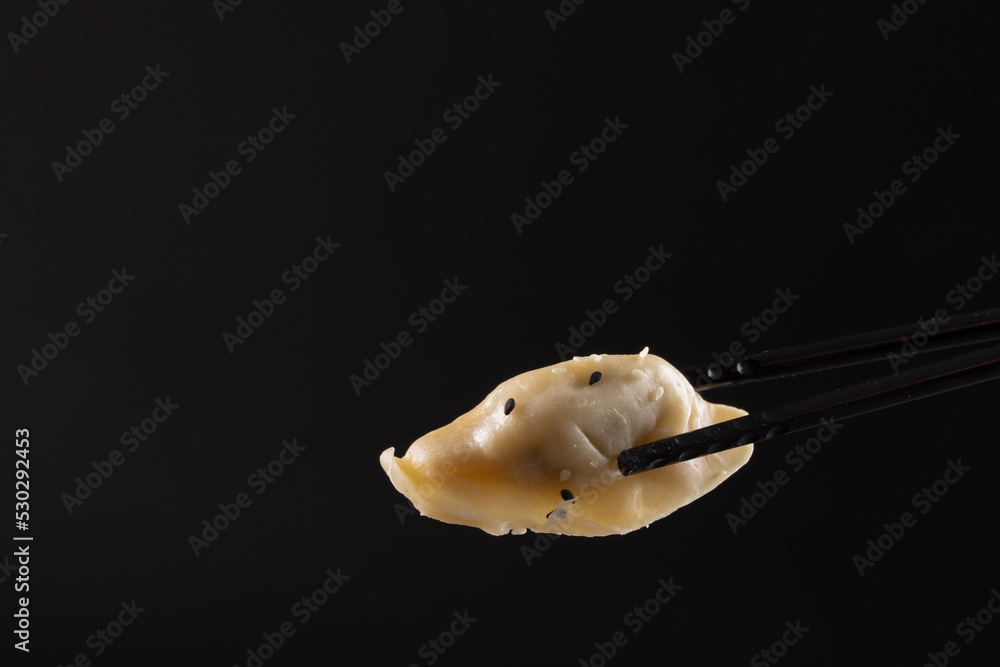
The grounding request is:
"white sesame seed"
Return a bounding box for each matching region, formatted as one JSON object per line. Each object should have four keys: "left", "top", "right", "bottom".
{"left": 654, "top": 386, "right": 664, "bottom": 400}
{"left": 589, "top": 354, "right": 601, "bottom": 362}
{"left": 560, "top": 469, "right": 571, "bottom": 482}
{"left": 639, "top": 346, "right": 649, "bottom": 358}
{"left": 632, "top": 368, "right": 647, "bottom": 380}
{"left": 552, "top": 367, "right": 568, "bottom": 373}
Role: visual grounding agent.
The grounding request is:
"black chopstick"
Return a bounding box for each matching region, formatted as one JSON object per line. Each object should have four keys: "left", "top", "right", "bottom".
{"left": 682, "top": 307, "right": 1000, "bottom": 391}
{"left": 618, "top": 341, "right": 1000, "bottom": 476}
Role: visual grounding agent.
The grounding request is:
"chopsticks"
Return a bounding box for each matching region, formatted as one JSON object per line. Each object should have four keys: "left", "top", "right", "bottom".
{"left": 680, "top": 307, "right": 1000, "bottom": 391}
{"left": 618, "top": 308, "right": 1000, "bottom": 476}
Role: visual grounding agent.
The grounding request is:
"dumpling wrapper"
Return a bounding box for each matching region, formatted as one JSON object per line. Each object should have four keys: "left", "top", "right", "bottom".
{"left": 380, "top": 350, "right": 752, "bottom": 536}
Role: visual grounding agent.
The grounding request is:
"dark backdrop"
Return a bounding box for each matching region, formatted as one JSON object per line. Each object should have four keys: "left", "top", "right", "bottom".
{"left": 4, "top": 1, "right": 998, "bottom": 665}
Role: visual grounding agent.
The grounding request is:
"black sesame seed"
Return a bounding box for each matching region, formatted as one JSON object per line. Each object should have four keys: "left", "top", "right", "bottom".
{"left": 560, "top": 489, "right": 574, "bottom": 501}
{"left": 589, "top": 371, "right": 602, "bottom": 385}
{"left": 503, "top": 397, "right": 515, "bottom": 415}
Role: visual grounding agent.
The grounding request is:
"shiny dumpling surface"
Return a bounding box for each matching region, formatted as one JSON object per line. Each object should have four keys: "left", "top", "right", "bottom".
{"left": 380, "top": 349, "right": 752, "bottom": 536}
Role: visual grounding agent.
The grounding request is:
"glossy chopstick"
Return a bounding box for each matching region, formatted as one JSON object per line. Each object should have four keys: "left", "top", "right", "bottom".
{"left": 681, "top": 307, "right": 1000, "bottom": 391}
{"left": 619, "top": 340, "right": 1000, "bottom": 476}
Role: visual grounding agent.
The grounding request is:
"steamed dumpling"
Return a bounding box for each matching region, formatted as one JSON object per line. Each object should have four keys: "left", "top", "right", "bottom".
{"left": 380, "top": 349, "right": 752, "bottom": 536}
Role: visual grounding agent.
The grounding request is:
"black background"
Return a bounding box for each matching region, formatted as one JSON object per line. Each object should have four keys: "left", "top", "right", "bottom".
{"left": 3, "top": 1, "right": 998, "bottom": 665}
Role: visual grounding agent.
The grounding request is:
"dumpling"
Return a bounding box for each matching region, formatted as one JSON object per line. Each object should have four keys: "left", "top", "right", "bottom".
{"left": 380, "top": 348, "right": 752, "bottom": 536}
